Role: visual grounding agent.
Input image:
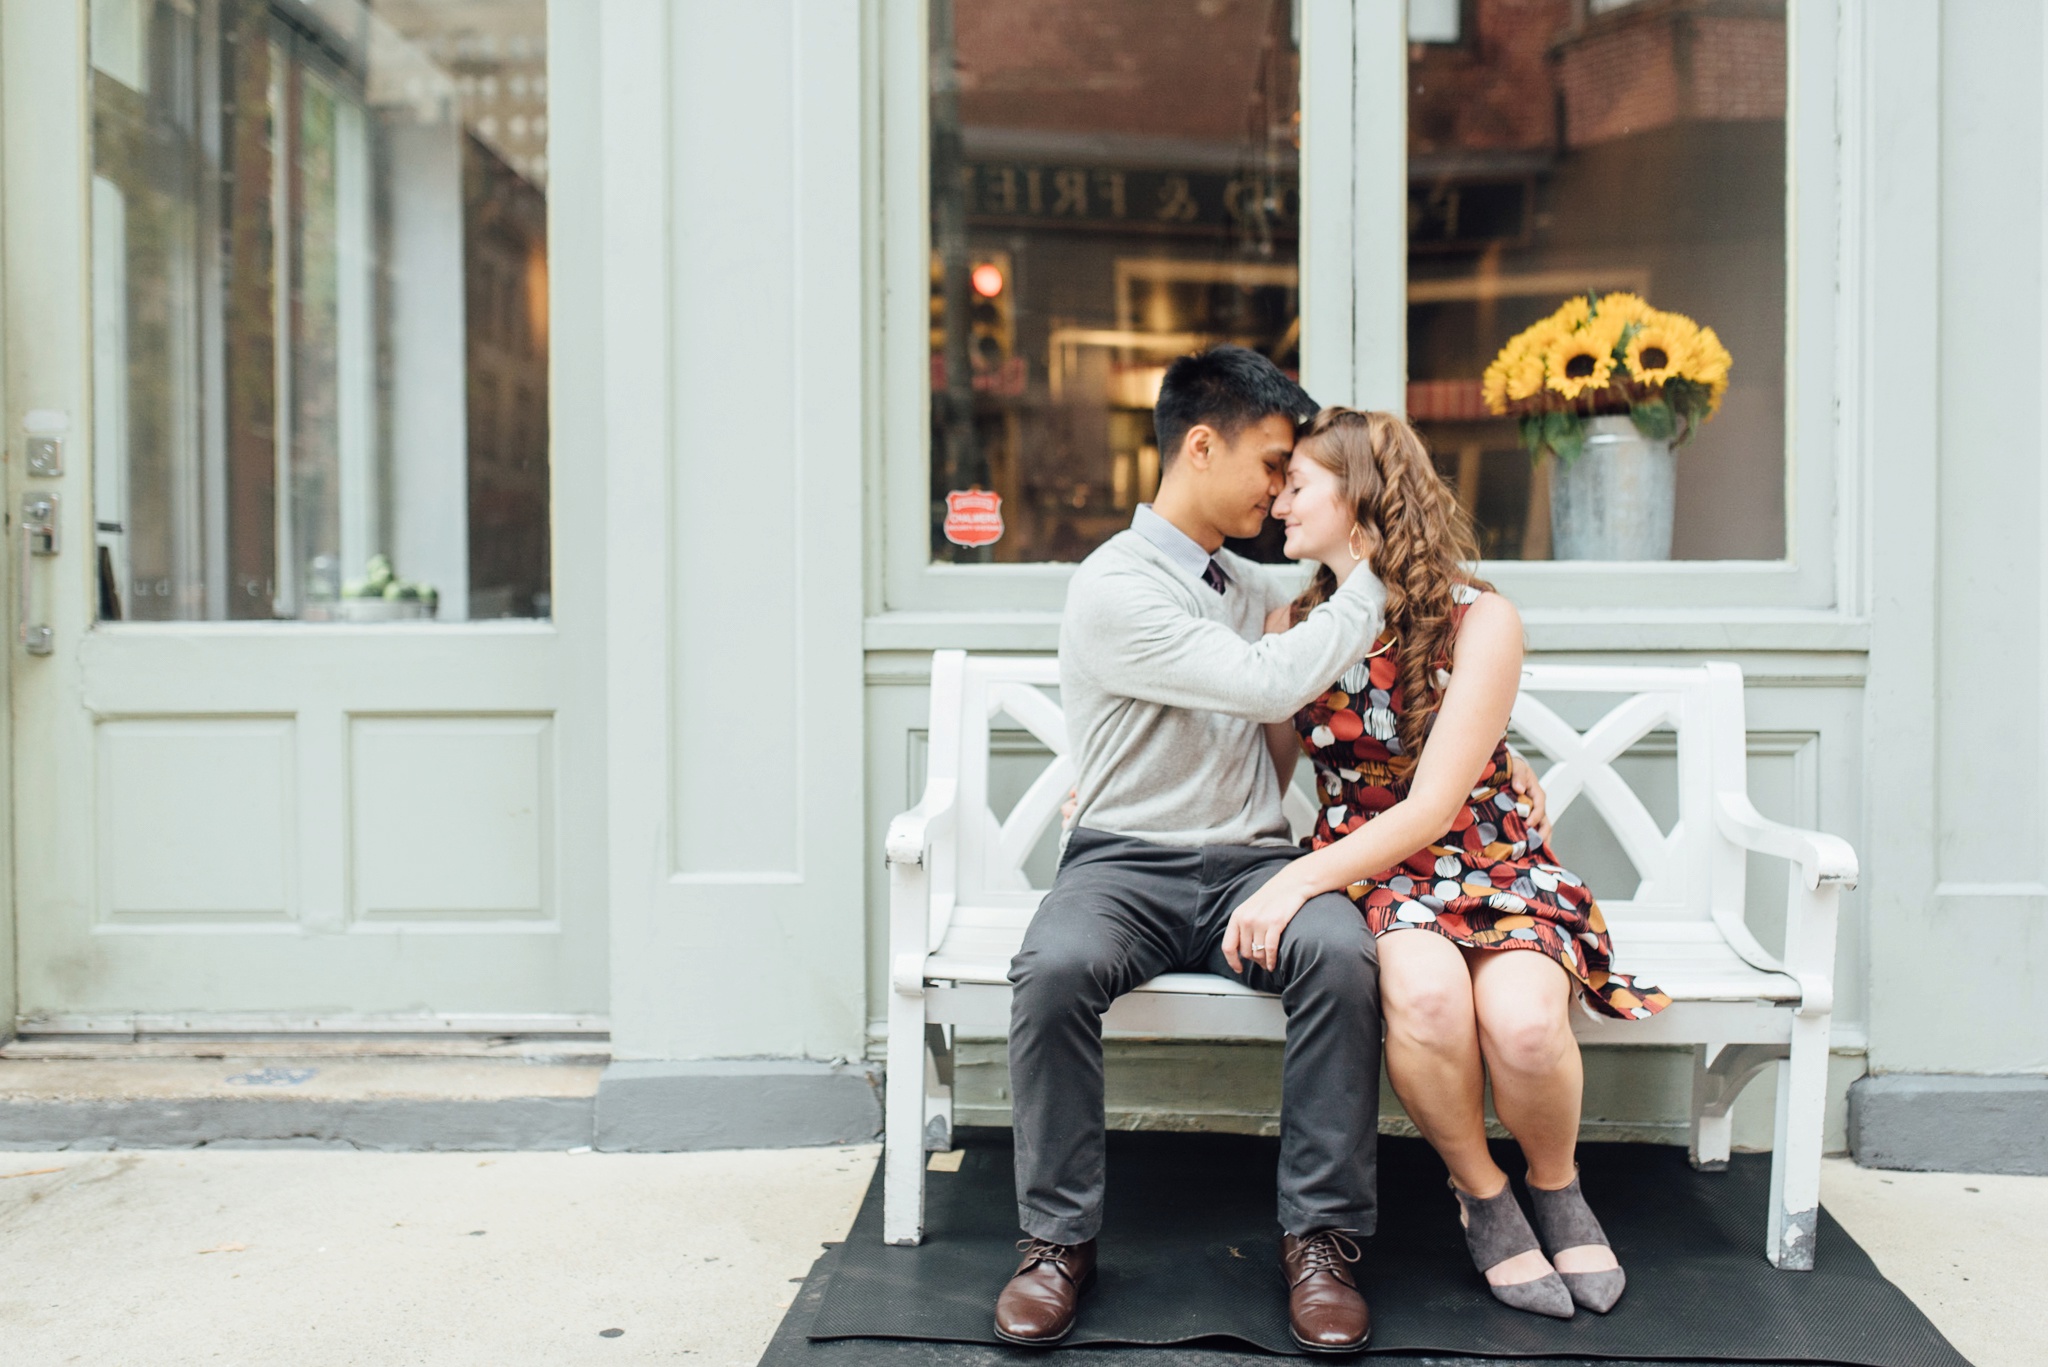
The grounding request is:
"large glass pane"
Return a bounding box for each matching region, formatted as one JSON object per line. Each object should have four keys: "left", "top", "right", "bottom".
{"left": 1405, "top": 0, "right": 1786, "bottom": 561}
{"left": 927, "top": 0, "right": 1302, "bottom": 565}
{"left": 89, "top": 0, "right": 550, "bottom": 620}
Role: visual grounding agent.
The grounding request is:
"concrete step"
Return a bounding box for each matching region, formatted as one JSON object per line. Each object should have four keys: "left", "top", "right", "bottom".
{"left": 0, "top": 1033, "right": 610, "bottom": 1062}
{"left": 0, "top": 1052, "right": 602, "bottom": 1151}
{"left": 0, "top": 1040, "right": 882, "bottom": 1152}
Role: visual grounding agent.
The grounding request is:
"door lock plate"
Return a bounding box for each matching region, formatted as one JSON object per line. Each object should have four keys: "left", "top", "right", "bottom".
{"left": 25, "top": 435, "right": 61, "bottom": 477}
{"left": 23, "top": 493, "right": 58, "bottom": 555}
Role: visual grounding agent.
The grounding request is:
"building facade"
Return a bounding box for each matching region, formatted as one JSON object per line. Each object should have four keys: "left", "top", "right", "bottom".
{"left": 0, "top": 0, "right": 2039, "bottom": 1164}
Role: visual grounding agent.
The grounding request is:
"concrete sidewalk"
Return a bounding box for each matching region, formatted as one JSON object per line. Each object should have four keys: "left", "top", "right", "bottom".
{"left": 0, "top": 1145, "right": 2034, "bottom": 1367}
{"left": 0, "top": 1145, "right": 876, "bottom": 1366}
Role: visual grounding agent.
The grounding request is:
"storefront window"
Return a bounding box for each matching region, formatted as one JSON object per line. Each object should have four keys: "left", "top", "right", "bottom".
{"left": 926, "top": 0, "right": 1301, "bottom": 565}
{"left": 1405, "top": 0, "right": 1787, "bottom": 561}
{"left": 89, "top": 0, "right": 550, "bottom": 621}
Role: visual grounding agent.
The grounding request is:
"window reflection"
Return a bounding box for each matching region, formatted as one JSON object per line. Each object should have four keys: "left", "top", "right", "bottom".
{"left": 89, "top": 0, "right": 550, "bottom": 621}
{"left": 1405, "top": 0, "right": 1787, "bottom": 561}
{"left": 928, "top": 0, "right": 1302, "bottom": 565}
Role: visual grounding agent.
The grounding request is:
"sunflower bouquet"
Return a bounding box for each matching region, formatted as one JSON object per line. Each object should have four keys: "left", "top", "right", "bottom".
{"left": 1481, "top": 291, "right": 1731, "bottom": 464}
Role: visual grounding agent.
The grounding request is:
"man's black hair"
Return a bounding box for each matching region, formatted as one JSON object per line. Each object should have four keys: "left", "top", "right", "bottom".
{"left": 1153, "top": 345, "right": 1316, "bottom": 466}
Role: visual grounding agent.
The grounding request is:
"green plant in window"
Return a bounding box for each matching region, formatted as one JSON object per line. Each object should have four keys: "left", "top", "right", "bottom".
{"left": 342, "top": 554, "right": 438, "bottom": 610}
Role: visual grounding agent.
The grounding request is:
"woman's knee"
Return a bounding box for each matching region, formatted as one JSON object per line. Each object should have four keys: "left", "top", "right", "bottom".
{"left": 1478, "top": 996, "right": 1574, "bottom": 1076}
{"left": 1382, "top": 964, "right": 1473, "bottom": 1046}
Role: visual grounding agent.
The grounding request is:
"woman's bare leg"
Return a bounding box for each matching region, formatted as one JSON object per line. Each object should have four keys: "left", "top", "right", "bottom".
{"left": 1378, "top": 929, "right": 1552, "bottom": 1286}
{"left": 1469, "top": 948, "right": 1616, "bottom": 1275}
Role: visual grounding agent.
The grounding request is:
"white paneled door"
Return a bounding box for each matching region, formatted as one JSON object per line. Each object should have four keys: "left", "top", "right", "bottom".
{"left": 4, "top": 0, "right": 607, "bottom": 1029}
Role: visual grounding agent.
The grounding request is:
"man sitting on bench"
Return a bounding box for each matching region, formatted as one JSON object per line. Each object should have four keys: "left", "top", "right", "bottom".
{"left": 994, "top": 348, "right": 1398, "bottom": 1351}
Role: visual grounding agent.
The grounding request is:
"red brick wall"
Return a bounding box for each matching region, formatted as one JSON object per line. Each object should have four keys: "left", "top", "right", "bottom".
{"left": 1688, "top": 16, "right": 1788, "bottom": 123}
{"left": 952, "top": 0, "right": 1294, "bottom": 143}
{"left": 1559, "top": 7, "right": 1787, "bottom": 148}
{"left": 1410, "top": 0, "right": 1571, "bottom": 156}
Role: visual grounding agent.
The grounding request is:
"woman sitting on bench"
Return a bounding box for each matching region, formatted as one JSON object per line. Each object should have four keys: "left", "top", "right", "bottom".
{"left": 1236, "top": 406, "right": 1671, "bottom": 1319}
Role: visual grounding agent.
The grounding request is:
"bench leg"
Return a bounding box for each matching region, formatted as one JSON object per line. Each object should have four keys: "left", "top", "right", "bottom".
{"left": 1690, "top": 1043, "right": 1780, "bottom": 1172}
{"left": 923, "top": 1024, "right": 955, "bottom": 1152}
{"left": 1767, "top": 1013, "right": 1830, "bottom": 1270}
{"left": 882, "top": 993, "right": 930, "bottom": 1246}
{"left": 1690, "top": 1045, "right": 1733, "bottom": 1171}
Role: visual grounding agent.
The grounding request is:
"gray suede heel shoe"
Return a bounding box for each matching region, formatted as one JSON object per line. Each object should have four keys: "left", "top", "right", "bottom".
{"left": 1525, "top": 1169, "right": 1626, "bottom": 1314}
{"left": 1449, "top": 1179, "right": 1574, "bottom": 1319}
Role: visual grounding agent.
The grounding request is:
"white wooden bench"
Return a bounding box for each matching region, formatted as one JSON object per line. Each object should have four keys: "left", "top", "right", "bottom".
{"left": 884, "top": 650, "right": 1857, "bottom": 1269}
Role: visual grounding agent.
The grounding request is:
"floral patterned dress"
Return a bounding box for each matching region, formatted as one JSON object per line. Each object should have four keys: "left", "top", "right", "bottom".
{"left": 1292, "top": 586, "right": 1670, "bottom": 1021}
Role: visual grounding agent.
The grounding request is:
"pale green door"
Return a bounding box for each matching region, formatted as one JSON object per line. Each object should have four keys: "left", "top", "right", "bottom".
{"left": 5, "top": 0, "right": 605, "bottom": 1029}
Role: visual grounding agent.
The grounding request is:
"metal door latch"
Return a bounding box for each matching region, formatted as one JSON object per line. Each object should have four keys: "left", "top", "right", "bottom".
{"left": 20, "top": 491, "right": 56, "bottom": 655}
{"left": 23, "top": 493, "right": 57, "bottom": 555}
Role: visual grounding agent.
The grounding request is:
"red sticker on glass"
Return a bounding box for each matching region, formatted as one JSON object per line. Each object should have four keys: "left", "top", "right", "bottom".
{"left": 943, "top": 489, "right": 1004, "bottom": 547}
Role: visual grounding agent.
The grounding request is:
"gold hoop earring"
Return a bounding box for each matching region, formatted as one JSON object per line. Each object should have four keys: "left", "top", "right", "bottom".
{"left": 1348, "top": 524, "right": 1367, "bottom": 562}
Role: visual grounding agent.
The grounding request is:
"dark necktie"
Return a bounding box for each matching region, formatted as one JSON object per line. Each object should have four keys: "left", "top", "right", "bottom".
{"left": 1202, "top": 559, "right": 1228, "bottom": 595}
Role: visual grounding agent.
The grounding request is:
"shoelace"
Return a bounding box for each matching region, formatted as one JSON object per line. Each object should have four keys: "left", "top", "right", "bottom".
{"left": 1015, "top": 1237, "right": 1079, "bottom": 1276}
{"left": 1296, "top": 1229, "right": 1363, "bottom": 1277}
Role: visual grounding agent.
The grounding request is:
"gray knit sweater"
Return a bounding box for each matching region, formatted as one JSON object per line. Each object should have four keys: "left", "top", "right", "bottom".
{"left": 1059, "top": 530, "right": 1388, "bottom": 848}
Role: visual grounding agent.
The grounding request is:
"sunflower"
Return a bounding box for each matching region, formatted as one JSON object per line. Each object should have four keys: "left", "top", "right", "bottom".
{"left": 1689, "top": 326, "right": 1732, "bottom": 415}
{"left": 1486, "top": 318, "right": 1565, "bottom": 409}
{"left": 1594, "top": 291, "right": 1653, "bottom": 326}
{"left": 1481, "top": 357, "right": 1510, "bottom": 413}
{"left": 1542, "top": 326, "right": 1616, "bottom": 400}
{"left": 1623, "top": 322, "right": 1690, "bottom": 384}
{"left": 1584, "top": 309, "right": 1629, "bottom": 355}
{"left": 1551, "top": 294, "right": 1594, "bottom": 330}
{"left": 1511, "top": 316, "right": 1566, "bottom": 359}
{"left": 1684, "top": 325, "right": 1732, "bottom": 388}
{"left": 1503, "top": 351, "right": 1547, "bottom": 401}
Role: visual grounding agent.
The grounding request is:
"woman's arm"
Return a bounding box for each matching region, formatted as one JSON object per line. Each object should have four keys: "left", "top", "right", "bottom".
{"left": 1262, "top": 602, "right": 1304, "bottom": 788}
{"left": 1263, "top": 720, "right": 1302, "bottom": 790}
{"left": 1221, "top": 593, "right": 1525, "bottom": 972}
{"left": 1067, "top": 562, "right": 1386, "bottom": 723}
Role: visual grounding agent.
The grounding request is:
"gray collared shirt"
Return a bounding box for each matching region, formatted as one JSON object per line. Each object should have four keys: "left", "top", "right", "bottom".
{"left": 1130, "top": 503, "right": 1227, "bottom": 590}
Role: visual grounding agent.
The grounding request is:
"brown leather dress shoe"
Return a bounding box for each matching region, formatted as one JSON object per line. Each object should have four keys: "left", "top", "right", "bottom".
{"left": 1281, "top": 1230, "right": 1370, "bottom": 1353}
{"left": 993, "top": 1236, "right": 1097, "bottom": 1345}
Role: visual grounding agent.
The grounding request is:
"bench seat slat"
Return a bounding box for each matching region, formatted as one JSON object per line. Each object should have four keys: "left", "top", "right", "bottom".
{"left": 925, "top": 944, "right": 1797, "bottom": 1004}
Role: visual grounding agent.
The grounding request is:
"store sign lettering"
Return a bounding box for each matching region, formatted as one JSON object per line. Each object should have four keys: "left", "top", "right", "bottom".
{"left": 957, "top": 160, "right": 1531, "bottom": 250}
{"left": 959, "top": 162, "right": 1299, "bottom": 235}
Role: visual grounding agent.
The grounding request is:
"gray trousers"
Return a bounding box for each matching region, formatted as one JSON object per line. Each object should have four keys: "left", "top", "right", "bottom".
{"left": 1007, "top": 828, "right": 1382, "bottom": 1244}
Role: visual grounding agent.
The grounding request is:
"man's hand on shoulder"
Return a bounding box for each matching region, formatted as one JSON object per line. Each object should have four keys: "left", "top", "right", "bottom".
{"left": 1264, "top": 603, "right": 1294, "bottom": 636}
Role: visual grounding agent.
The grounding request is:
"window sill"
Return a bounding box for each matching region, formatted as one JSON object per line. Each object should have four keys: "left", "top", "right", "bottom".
{"left": 863, "top": 608, "right": 1871, "bottom": 656}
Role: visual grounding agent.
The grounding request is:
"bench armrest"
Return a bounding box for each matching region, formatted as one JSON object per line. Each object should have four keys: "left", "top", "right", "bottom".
{"left": 1715, "top": 793, "right": 1859, "bottom": 891}
{"left": 1715, "top": 792, "right": 1854, "bottom": 1018}
{"left": 886, "top": 779, "right": 958, "bottom": 868}
{"left": 887, "top": 780, "right": 958, "bottom": 998}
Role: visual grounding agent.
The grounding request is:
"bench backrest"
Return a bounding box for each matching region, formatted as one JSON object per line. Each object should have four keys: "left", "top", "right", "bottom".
{"left": 917, "top": 651, "right": 1763, "bottom": 965}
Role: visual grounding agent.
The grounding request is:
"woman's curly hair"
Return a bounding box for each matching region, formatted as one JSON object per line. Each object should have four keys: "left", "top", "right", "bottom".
{"left": 1290, "top": 407, "right": 1492, "bottom": 766}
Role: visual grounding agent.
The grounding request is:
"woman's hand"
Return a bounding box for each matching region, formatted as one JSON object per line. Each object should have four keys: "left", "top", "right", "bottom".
{"left": 1222, "top": 871, "right": 1312, "bottom": 975}
{"left": 1508, "top": 751, "right": 1550, "bottom": 844}
{"left": 1060, "top": 787, "right": 1078, "bottom": 829}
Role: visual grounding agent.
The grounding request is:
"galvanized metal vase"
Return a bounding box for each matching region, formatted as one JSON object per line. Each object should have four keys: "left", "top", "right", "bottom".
{"left": 1548, "top": 414, "right": 1676, "bottom": 560}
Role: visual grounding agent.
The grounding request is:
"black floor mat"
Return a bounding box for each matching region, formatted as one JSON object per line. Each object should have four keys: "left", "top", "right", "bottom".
{"left": 802, "top": 1129, "right": 1968, "bottom": 1366}
{"left": 767, "top": 1240, "right": 1839, "bottom": 1367}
